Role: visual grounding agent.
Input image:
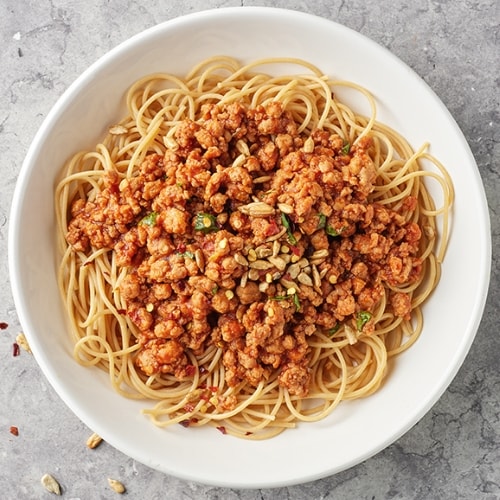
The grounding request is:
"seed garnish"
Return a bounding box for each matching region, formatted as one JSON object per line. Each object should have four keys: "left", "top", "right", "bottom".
{"left": 108, "top": 478, "right": 126, "bottom": 494}
{"left": 41, "top": 474, "right": 61, "bottom": 495}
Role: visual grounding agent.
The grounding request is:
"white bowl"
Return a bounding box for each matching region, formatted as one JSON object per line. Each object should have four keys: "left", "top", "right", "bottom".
{"left": 9, "top": 7, "right": 491, "bottom": 488}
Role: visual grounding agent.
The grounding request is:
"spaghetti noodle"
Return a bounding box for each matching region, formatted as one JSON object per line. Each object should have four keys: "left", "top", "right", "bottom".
{"left": 56, "top": 56, "right": 453, "bottom": 439}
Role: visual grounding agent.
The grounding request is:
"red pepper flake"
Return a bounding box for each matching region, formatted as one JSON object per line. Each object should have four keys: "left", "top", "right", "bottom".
{"left": 184, "top": 365, "right": 196, "bottom": 377}
{"left": 202, "top": 240, "right": 215, "bottom": 252}
{"left": 117, "top": 309, "right": 126, "bottom": 315}
{"left": 10, "top": 426, "right": 19, "bottom": 436}
{"left": 108, "top": 181, "right": 120, "bottom": 195}
{"left": 208, "top": 386, "right": 218, "bottom": 393}
{"left": 290, "top": 245, "right": 301, "bottom": 256}
{"left": 179, "top": 419, "right": 191, "bottom": 428}
{"left": 264, "top": 219, "right": 279, "bottom": 237}
{"left": 0, "top": 322, "right": 8, "bottom": 330}
{"left": 12, "top": 343, "right": 20, "bottom": 357}
{"left": 216, "top": 426, "right": 227, "bottom": 435}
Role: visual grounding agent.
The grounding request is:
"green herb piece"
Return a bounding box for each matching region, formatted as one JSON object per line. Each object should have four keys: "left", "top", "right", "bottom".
{"left": 317, "top": 213, "right": 327, "bottom": 230}
{"left": 341, "top": 142, "right": 351, "bottom": 155}
{"left": 356, "top": 311, "right": 372, "bottom": 331}
{"left": 270, "top": 293, "right": 300, "bottom": 311}
{"left": 270, "top": 295, "right": 289, "bottom": 301}
{"left": 211, "top": 285, "right": 219, "bottom": 295}
{"left": 281, "top": 212, "right": 297, "bottom": 245}
{"left": 139, "top": 212, "right": 158, "bottom": 227}
{"left": 194, "top": 213, "right": 219, "bottom": 233}
{"left": 326, "top": 225, "right": 344, "bottom": 237}
{"left": 177, "top": 251, "right": 194, "bottom": 259}
{"left": 326, "top": 324, "right": 341, "bottom": 336}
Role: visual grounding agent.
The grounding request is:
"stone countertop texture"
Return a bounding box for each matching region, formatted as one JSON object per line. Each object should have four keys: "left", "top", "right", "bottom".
{"left": 0, "top": 1, "right": 498, "bottom": 499}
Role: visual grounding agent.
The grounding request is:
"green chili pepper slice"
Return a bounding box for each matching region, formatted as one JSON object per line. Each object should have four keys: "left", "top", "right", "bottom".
{"left": 194, "top": 213, "right": 219, "bottom": 233}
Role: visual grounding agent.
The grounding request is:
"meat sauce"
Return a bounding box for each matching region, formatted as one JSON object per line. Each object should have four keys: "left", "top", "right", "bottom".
{"left": 66, "top": 101, "right": 422, "bottom": 398}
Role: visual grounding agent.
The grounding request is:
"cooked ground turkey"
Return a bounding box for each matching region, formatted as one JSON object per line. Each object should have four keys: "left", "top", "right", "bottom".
{"left": 66, "top": 101, "right": 422, "bottom": 398}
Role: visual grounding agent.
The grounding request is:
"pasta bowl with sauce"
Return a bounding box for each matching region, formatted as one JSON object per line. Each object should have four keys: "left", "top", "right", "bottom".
{"left": 9, "top": 7, "right": 491, "bottom": 488}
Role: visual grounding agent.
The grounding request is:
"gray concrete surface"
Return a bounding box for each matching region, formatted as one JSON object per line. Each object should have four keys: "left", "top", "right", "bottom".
{"left": 0, "top": 1, "right": 498, "bottom": 498}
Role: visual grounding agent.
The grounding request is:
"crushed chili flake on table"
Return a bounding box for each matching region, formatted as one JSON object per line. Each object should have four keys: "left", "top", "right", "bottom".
{"left": 12, "top": 343, "right": 20, "bottom": 357}
{"left": 10, "top": 426, "right": 19, "bottom": 436}
{"left": 0, "top": 322, "right": 8, "bottom": 330}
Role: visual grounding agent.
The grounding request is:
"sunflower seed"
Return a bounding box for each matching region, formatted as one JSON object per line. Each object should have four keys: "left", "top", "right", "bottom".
{"left": 312, "top": 264, "right": 322, "bottom": 289}
{"left": 268, "top": 256, "right": 287, "bottom": 271}
{"left": 279, "top": 253, "right": 291, "bottom": 264}
{"left": 280, "top": 277, "right": 298, "bottom": 289}
{"left": 255, "top": 245, "right": 272, "bottom": 258}
{"left": 287, "top": 263, "right": 301, "bottom": 279}
{"left": 311, "top": 249, "right": 329, "bottom": 260}
{"left": 86, "top": 432, "right": 103, "bottom": 449}
{"left": 297, "top": 272, "right": 313, "bottom": 287}
{"left": 15, "top": 332, "right": 31, "bottom": 354}
{"left": 232, "top": 153, "right": 246, "bottom": 169}
{"left": 195, "top": 249, "right": 205, "bottom": 271}
{"left": 265, "top": 227, "right": 287, "bottom": 242}
{"left": 277, "top": 202, "right": 294, "bottom": 214}
{"left": 249, "top": 259, "right": 274, "bottom": 270}
{"left": 109, "top": 124, "right": 128, "bottom": 135}
{"left": 303, "top": 136, "right": 315, "bottom": 153}
{"left": 236, "top": 139, "right": 250, "bottom": 156}
{"left": 240, "top": 271, "right": 249, "bottom": 287}
{"left": 253, "top": 175, "right": 272, "bottom": 184}
{"left": 41, "top": 474, "right": 61, "bottom": 495}
{"left": 272, "top": 240, "right": 281, "bottom": 257}
{"left": 310, "top": 258, "right": 327, "bottom": 266}
{"left": 234, "top": 253, "right": 249, "bottom": 266}
{"left": 238, "top": 202, "right": 274, "bottom": 217}
{"left": 108, "top": 478, "right": 126, "bottom": 494}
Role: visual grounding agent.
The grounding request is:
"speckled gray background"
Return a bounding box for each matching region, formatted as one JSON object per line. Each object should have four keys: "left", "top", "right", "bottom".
{"left": 0, "top": 1, "right": 498, "bottom": 499}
